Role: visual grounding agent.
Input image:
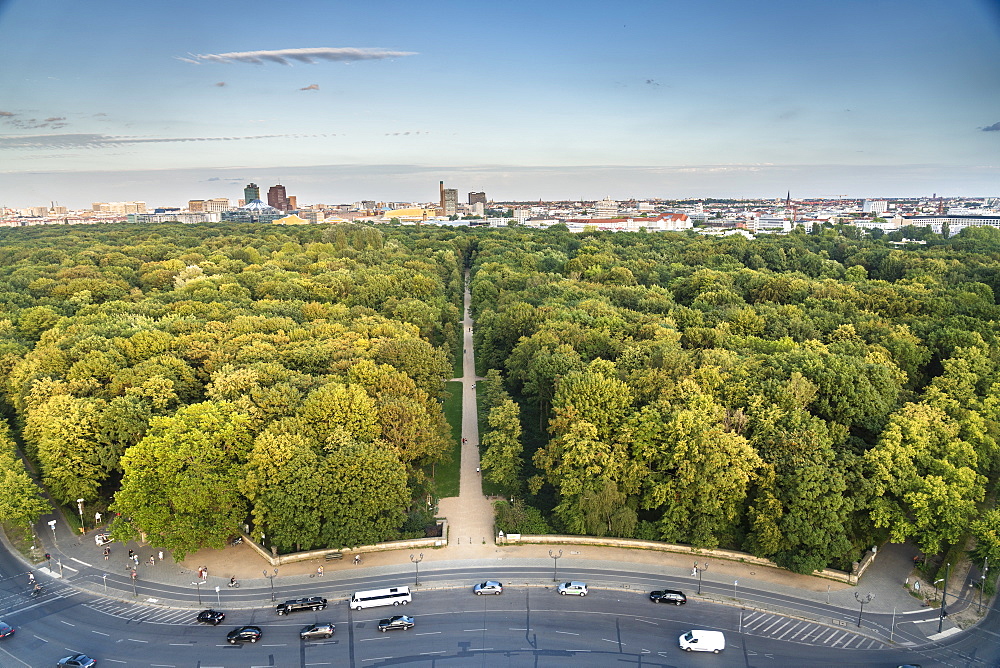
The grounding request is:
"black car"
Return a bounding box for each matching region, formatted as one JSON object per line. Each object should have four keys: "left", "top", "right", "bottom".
{"left": 378, "top": 615, "right": 414, "bottom": 632}
{"left": 197, "top": 609, "right": 225, "bottom": 625}
{"left": 227, "top": 625, "right": 262, "bottom": 644}
{"left": 57, "top": 655, "right": 96, "bottom": 668}
{"left": 299, "top": 622, "right": 335, "bottom": 640}
{"left": 276, "top": 596, "right": 327, "bottom": 615}
{"left": 649, "top": 588, "right": 687, "bottom": 605}
{"left": 0, "top": 621, "right": 13, "bottom": 638}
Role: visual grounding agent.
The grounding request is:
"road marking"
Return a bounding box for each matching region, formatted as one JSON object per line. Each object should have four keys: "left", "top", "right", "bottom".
{"left": 70, "top": 557, "right": 93, "bottom": 568}
{"left": 105, "top": 661, "right": 126, "bottom": 665}
{"left": 33, "top": 635, "right": 47, "bottom": 642}
{"left": 150, "top": 664, "right": 176, "bottom": 667}
{"left": 414, "top": 632, "right": 441, "bottom": 636}
{"left": 509, "top": 627, "right": 529, "bottom": 630}
{"left": 304, "top": 663, "right": 333, "bottom": 666}
{"left": 463, "top": 628, "right": 487, "bottom": 632}
{"left": 91, "top": 630, "right": 110, "bottom": 636}
{"left": 60, "top": 621, "right": 75, "bottom": 627}
{"left": 128, "top": 638, "right": 148, "bottom": 643}
{"left": 419, "top": 652, "right": 445, "bottom": 656}
{"left": 362, "top": 658, "right": 393, "bottom": 663}
{"left": 636, "top": 618, "right": 658, "bottom": 625}
{"left": 555, "top": 631, "right": 579, "bottom": 635}
{"left": 359, "top": 637, "right": 387, "bottom": 641}
{"left": 602, "top": 638, "right": 622, "bottom": 644}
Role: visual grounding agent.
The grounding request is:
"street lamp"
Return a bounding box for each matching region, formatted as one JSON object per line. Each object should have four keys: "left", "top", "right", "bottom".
{"left": 694, "top": 561, "right": 709, "bottom": 595}
{"left": 410, "top": 553, "right": 424, "bottom": 587}
{"left": 938, "top": 563, "right": 951, "bottom": 634}
{"left": 192, "top": 580, "right": 202, "bottom": 605}
{"left": 549, "top": 549, "right": 562, "bottom": 582}
{"left": 77, "top": 499, "right": 85, "bottom": 533}
{"left": 130, "top": 568, "right": 137, "bottom": 598}
{"left": 47, "top": 519, "right": 57, "bottom": 546}
{"left": 264, "top": 568, "right": 278, "bottom": 602}
{"left": 979, "top": 557, "right": 989, "bottom": 614}
{"left": 855, "top": 591, "right": 875, "bottom": 627}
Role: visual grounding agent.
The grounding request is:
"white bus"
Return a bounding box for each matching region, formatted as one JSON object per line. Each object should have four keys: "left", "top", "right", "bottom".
{"left": 350, "top": 586, "right": 412, "bottom": 611}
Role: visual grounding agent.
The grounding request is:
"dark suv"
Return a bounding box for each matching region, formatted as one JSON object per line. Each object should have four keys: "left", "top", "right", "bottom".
{"left": 276, "top": 596, "right": 327, "bottom": 615}
{"left": 649, "top": 588, "right": 687, "bottom": 605}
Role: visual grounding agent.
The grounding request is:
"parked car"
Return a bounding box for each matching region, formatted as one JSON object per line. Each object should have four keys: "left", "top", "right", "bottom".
{"left": 0, "top": 621, "right": 13, "bottom": 638}
{"left": 378, "top": 615, "right": 414, "bottom": 632}
{"left": 94, "top": 533, "right": 113, "bottom": 546}
{"left": 299, "top": 623, "right": 335, "bottom": 640}
{"left": 227, "top": 625, "right": 262, "bottom": 644}
{"left": 679, "top": 629, "right": 725, "bottom": 653}
{"left": 473, "top": 580, "right": 503, "bottom": 595}
{"left": 276, "top": 596, "right": 327, "bottom": 615}
{"left": 557, "top": 581, "right": 588, "bottom": 596}
{"left": 649, "top": 589, "right": 687, "bottom": 605}
{"left": 196, "top": 609, "right": 225, "bottom": 625}
{"left": 57, "top": 655, "right": 96, "bottom": 668}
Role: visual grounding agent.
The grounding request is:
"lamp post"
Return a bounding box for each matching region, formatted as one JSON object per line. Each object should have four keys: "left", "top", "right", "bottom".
{"left": 938, "top": 563, "right": 951, "bottom": 634}
{"left": 102, "top": 574, "right": 107, "bottom": 594}
{"left": 694, "top": 561, "right": 709, "bottom": 595}
{"left": 549, "top": 549, "right": 562, "bottom": 582}
{"left": 264, "top": 568, "right": 277, "bottom": 602}
{"left": 130, "top": 568, "right": 137, "bottom": 598}
{"left": 979, "top": 557, "right": 989, "bottom": 614}
{"left": 733, "top": 580, "right": 738, "bottom": 601}
{"left": 410, "top": 553, "right": 424, "bottom": 587}
{"left": 192, "top": 580, "right": 202, "bottom": 605}
{"left": 77, "top": 499, "right": 85, "bottom": 533}
{"left": 855, "top": 591, "right": 875, "bottom": 628}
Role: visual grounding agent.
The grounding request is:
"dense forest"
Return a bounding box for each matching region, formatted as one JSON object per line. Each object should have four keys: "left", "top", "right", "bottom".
{"left": 2, "top": 221, "right": 1000, "bottom": 574}
{"left": 0, "top": 223, "right": 465, "bottom": 557}
{"left": 473, "top": 224, "right": 1000, "bottom": 573}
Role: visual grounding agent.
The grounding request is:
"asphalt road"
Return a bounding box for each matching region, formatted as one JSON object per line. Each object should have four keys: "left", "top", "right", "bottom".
{"left": 1, "top": 545, "right": 997, "bottom": 667}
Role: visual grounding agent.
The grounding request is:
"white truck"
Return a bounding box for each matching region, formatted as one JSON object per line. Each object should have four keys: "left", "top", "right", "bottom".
{"left": 679, "top": 629, "right": 726, "bottom": 653}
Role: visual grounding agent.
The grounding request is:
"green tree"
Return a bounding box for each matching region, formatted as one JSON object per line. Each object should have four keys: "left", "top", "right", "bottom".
{"left": 480, "top": 398, "right": 524, "bottom": 495}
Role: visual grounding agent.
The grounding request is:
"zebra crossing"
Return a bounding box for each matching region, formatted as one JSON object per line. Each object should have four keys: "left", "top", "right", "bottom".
{"left": 83, "top": 599, "right": 202, "bottom": 626}
{"left": 740, "top": 611, "right": 885, "bottom": 650}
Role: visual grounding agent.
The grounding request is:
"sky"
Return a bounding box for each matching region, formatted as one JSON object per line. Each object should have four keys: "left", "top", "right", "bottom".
{"left": 1, "top": 0, "right": 998, "bottom": 208}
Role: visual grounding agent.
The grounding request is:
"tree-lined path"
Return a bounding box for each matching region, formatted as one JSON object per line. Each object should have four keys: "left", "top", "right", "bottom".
{"left": 438, "top": 271, "right": 494, "bottom": 550}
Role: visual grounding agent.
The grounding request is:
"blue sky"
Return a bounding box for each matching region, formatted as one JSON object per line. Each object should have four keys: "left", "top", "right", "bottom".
{"left": 1, "top": 0, "right": 998, "bottom": 208}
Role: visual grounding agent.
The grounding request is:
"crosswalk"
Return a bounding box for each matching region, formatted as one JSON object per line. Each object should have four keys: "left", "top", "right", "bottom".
{"left": 740, "top": 611, "right": 885, "bottom": 650}
{"left": 83, "top": 599, "right": 202, "bottom": 626}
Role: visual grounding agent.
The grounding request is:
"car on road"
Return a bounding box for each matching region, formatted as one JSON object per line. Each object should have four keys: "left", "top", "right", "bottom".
{"left": 649, "top": 588, "right": 687, "bottom": 605}
{"left": 473, "top": 580, "right": 503, "bottom": 595}
{"left": 557, "top": 581, "right": 588, "bottom": 596}
{"left": 679, "top": 629, "right": 725, "bottom": 653}
{"left": 0, "top": 621, "right": 13, "bottom": 638}
{"left": 57, "top": 655, "right": 96, "bottom": 668}
{"left": 227, "top": 625, "right": 262, "bottom": 644}
{"left": 378, "top": 615, "right": 414, "bottom": 632}
{"left": 276, "top": 596, "right": 327, "bottom": 615}
{"left": 196, "top": 609, "right": 225, "bottom": 625}
{"left": 299, "top": 623, "right": 335, "bottom": 640}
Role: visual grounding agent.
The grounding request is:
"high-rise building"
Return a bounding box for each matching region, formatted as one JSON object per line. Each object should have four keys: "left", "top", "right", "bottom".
{"left": 287, "top": 195, "right": 297, "bottom": 210}
{"left": 244, "top": 183, "right": 260, "bottom": 203}
{"left": 439, "top": 181, "right": 458, "bottom": 216}
{"left": 468, "top": 191, "right": 487, "bottom": 205}
{"left": 268, "top": 184, "right": 290, "bottom": 211}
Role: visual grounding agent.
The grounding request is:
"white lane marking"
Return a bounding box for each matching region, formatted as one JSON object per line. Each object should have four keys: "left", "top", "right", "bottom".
{"left": 359, "top": 637, "right": 387, "bottom": 641}
{"left": 60, "top": 621, "right": 75, "bottom": 626}
{"left": 70, "top": 557, "right": 92, "bottom": 568}
{"left": 602, "top": 638, "right": 623, "bottom": 644}
{"left": 362, "top": 658, "right": 393, "bottom": 663}
{"left": 555, "top": 630, "right": 579, "bottom": 635}
{"left": 33, "top": 635, "right": 48, "bottom": 642}
{"left": 150, "top": 665, "right": 176, "bottom": 667}
{"left": 105, "top": 661, "right": 126, "bottom": 665}
{"left": 463, "top": 628, "right": 487, "bottom": 631}
{"left": 636, "top": 618, "right": 658, "bottom": 625}
{"left": 419, "top": 652, "right": 446, "bottom": 655}
{"left": 91, "top": 630, "right": 110, "bottom": 636}
{"left": 128, "top": 638, "right": 148, "bottom": 643}
{"left": 0, "top": 644, "right": 32, "bottom": 667}
{"left": 414, "top": 632, "right": 441, "bottom": 636}
{"left": 509, "top": 627, "right": 529, "bottom": 630}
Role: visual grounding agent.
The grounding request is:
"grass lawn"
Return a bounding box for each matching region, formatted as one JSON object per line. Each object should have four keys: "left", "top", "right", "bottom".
{"left": 434, "top": 381, "right": 463, "bottom": 498}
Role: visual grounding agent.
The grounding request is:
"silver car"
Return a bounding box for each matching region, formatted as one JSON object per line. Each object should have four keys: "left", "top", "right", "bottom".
{"left": 557, "top": 581, "right": 588, "bottom": 596}
{"left": 473, "top": 580, "right": 503, "bottom": 595}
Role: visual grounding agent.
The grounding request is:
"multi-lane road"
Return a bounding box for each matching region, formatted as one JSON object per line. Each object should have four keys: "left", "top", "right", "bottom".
{"left": 2, "top": 546, "right": 998, "bottom": 668}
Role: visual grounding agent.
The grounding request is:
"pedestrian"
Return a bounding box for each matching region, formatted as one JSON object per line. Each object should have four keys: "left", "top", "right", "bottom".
{"left": 103, "top": 548, "right": 110, "bottom": 561}
{"left": 202, "top": 567, "right": 208, "bottom": 579}
{"left": 149, "top": 555, "right": 155, "bottom": 566}
{"left": 476, "top": 467, "right": 480, "bottom": 474}
{"left": 28, "top": 571, "right": 35, "bottom": 585}
{"left": 133, "top": 554, "right": 139, "bottom": 566}
{"left": 462, "top": 437, "right": 467, "bottom": 444}
{"left": 317, "top": 565, "right": 324, "bottom": 577}
{"left": 158, "top": 550, "right": 163, "bottom": 562}
{"left": 353, "top": 554, "right": 361, "bottom": 565}
{"left": 128, "top": 549, "right": 134, "bottom": 560}
{"left": 197, "top": 567, "right": 204, "bottom": 579}
{"left": 472, "top": 383, "right": 476, "bottom": 389}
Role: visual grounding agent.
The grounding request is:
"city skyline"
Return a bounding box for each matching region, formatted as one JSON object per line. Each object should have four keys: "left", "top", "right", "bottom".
{"left": 1, "top": 0, "right": 998, "bottom": 208}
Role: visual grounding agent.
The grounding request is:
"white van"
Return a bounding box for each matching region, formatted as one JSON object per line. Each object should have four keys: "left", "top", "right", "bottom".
{"left": 679, "top": 629, "right": 726, "bottom": 653}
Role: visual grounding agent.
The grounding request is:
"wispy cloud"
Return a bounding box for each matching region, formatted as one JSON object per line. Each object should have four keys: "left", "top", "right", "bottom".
{"left": 0, "top": 133, "right": 332, "bottom": 150}
{"left": 180, "top": 47, "right": 416, "bottom": 66}
{"left": 299, "top": 84, "right": 319, "bottom": 91}
{"left": 0, "top": 111, "right": 69, "bottom": 130}
{"left": 215, "top": 81, "right": 227, "bottom": 87}
{"left": 982, "top": 122, "right": 1000, "bottom": 132}
{"left": 384, "top": 131, "right": 428, "bottom": 136}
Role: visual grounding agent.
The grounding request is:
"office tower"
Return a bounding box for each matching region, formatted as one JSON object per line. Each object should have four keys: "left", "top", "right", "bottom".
{"left": 244, "top": 183, "right": 260, "bottom": 203}
{"left": 268, "top": 184, "right": 289, "bottom": 211}
{"left": 468, "top": 191, "right": 487, "bottom": 206}
{"left": 439, "top": 181, "right": 458, "bottom": 216}
{"left": 287, "top": 195, "right": 297, "bottom": 210}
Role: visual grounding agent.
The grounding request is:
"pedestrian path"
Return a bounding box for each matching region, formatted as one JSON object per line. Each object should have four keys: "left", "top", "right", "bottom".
{"left": 437, "top": 272, "right": 494, "bottom": 549}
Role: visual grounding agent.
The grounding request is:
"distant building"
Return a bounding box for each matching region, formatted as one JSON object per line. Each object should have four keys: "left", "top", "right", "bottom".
{"left": 862, "top": 199, "right": 888, "bottom": 214}
{"left": 468, "top": 191, "right": 487, "bottom": 206}
{"left": 439, "top": 181, "right": 458, "bottom": 216}
{"left": 92, "top": 201, "right": 147, "bottom": 214}
{"left": 129, "top": 212, "right": 221, "bottom": 224}
{"left": 188, "top": 198, "right": 230, "bottom": 213}
{"left": 244, "top": 183, "right": 260, "bottom": 203}
{"left": 268, "top": 184, "right": 290, "bottom": 211}
{"left": 594, "top": 198, "right": 619, "bottom": 218}
{"left": 223, "top": 199, "right": 284, "bottom": 223}
{"left": 287, "top": 195, "right": 297, "bottom": 210}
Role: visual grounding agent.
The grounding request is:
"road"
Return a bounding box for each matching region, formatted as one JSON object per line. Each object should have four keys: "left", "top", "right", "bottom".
{"left": 1, "top": 543, "right": 994, "bottom": 668}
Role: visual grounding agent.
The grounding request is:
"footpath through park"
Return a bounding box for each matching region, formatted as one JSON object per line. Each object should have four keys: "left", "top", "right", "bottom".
{"left": 16, "top": 275, "right": 981, "bottom": 648}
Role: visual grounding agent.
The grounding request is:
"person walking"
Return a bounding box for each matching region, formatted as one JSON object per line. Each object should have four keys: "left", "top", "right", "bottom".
{"left": 158, "top": 550, "right": 163, "bottom": 562}
{"left": 148, "top": 555, "right": 155, "bottom": 566}
{"left": 27, "top": 571, "right": 35, "bottom": 585}
{"left": 317, "top": 565, "right": 324, "bottom": 577}
{"left": 128, "top": 549, "right": 134, "bottom": 560}
{"left": 103, "top": 548, "right": 110, "bottom": 561}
